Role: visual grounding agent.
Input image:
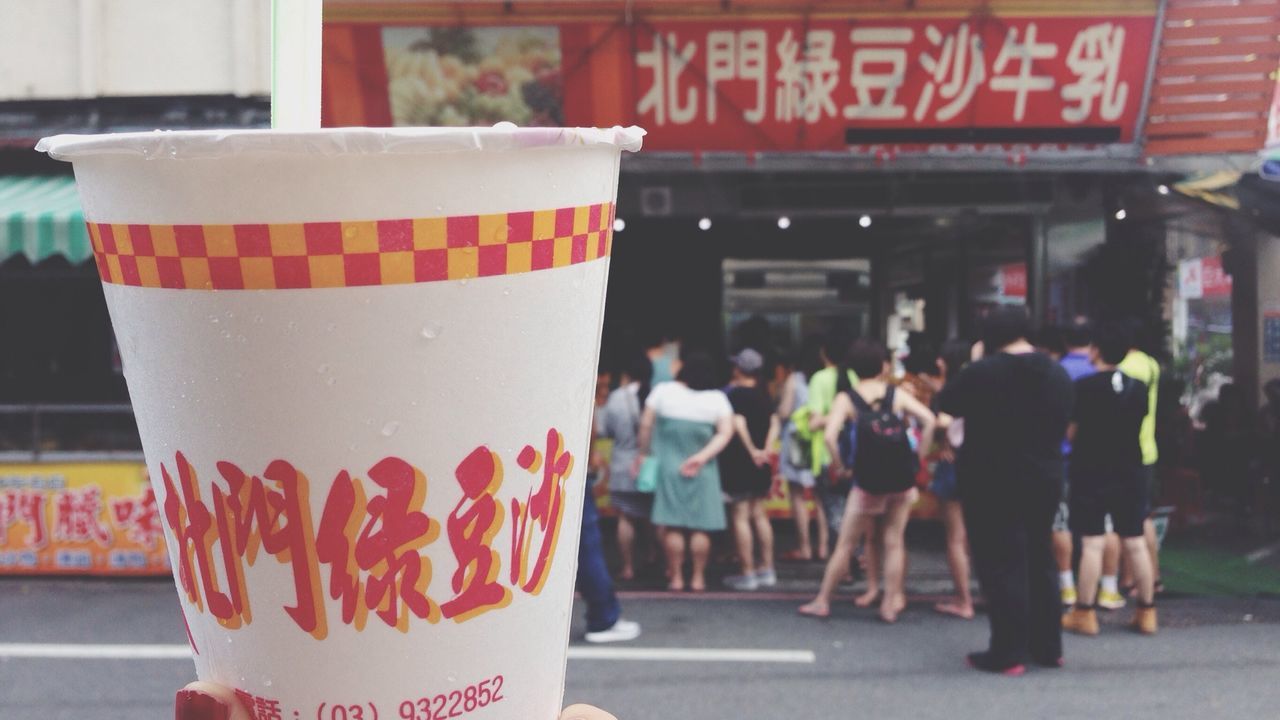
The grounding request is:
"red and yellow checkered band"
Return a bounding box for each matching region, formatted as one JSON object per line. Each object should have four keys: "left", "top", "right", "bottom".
{"left": 86, "top": 202, "right": 614, "bottom": 290}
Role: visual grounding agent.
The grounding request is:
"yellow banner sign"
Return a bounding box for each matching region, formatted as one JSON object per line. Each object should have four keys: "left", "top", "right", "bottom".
{"left": 0, "top": 462, "right": 169, "bottom": 575}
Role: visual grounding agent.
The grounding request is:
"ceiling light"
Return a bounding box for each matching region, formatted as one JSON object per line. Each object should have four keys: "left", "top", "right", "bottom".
{"left": 698, "top": 217, "right": 712, "bottom": 231}
{"left": 1114, "top": 208, "right": 1127, "bottom": 221}
{"left": 613, "top": 218, "right": 626, "bottom": 233}
{"left": 859, "top": 214, "right": 872, "bottom": 228}
{"left": 1157, "top": 184, "right": 1170, "bottom": 195}
{"left": 777, "top": 216, "right": 791, "bottom": 230}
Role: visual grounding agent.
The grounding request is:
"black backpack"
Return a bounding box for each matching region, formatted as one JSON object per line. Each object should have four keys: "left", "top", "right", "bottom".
{"left": 848, "top": 386, "right": 917, "bottom": 495}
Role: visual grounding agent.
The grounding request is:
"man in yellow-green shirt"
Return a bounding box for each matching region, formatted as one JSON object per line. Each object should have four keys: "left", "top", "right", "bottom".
{"left": 1118, "top": 344, "right": 1162, "bottom": 593}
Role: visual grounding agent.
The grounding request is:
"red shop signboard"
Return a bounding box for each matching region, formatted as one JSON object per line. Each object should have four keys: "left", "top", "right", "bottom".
{"left": 323, "top": 7, "right": 1157, "bottom": 153}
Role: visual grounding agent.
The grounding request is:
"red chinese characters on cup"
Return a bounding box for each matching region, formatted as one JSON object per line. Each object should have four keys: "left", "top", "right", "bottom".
{"left": 160, "top": 428, "right": 576, "bottom": 638}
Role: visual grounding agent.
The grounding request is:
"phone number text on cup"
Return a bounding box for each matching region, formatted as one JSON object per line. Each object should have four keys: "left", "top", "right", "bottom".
{"left": 161, "top": 429, "right": 574, "bottom": 641}
{"left": 300, "top": 675, "right": 505, "bottom": 720}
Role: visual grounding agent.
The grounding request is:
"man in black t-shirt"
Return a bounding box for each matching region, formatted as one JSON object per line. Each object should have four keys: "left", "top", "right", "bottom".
{"left": 1062, "top": 323, "right": 1159, "bottom": 636}
{"left": 939, "top": 306, "right": 1074, "bottom": 675}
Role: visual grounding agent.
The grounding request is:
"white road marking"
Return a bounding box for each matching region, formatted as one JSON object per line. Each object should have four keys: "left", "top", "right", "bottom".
{"left": 0, "top": 643, "right": 815, "bottom": 664}
{"left": 568, "top": 647, "right": 815, "bottom": 663}
{"left": 0, "top": 643, "right": 191, "bottom": 659}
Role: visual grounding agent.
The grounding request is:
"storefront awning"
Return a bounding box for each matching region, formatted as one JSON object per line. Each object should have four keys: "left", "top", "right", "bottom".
{"left": 0, "top": 176, "right": 90, "bottom": 264}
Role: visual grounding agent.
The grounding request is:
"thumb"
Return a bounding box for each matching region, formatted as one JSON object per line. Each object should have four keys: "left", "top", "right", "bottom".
{"left": 175, "top": 682, "right": 253, "bottom": 720}
{"left": 561, "top": 705, "right": 619, "bottom": 720}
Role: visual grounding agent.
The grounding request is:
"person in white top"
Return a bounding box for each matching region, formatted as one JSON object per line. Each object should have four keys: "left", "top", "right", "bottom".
{"left": 636, "top": 352, "right": 735, "bottom": 592}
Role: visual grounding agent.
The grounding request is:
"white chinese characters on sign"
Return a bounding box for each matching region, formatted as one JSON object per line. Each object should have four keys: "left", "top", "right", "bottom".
{"left": 635, "top": 21, "right": 1137, "bottom": 132}
{"left": 707, "top": 30, "right": 768, "bottom": 123}
{"left": 991, "top": 23, "right": 1058, "bottom": 122}
{"left": 774, "top": 29, "right": 840, "bottom": 123}
{"left": 914, "top": 23, "right": 986, "bottom": 122}
{"left": 1062, "top": 22, "right": 1128, "bottom": 123}
{"left": 844, "top": 28, "right": 913, "bottom": 120}
{"left": 637, "top": 31, "right": 699, "bottom": 125}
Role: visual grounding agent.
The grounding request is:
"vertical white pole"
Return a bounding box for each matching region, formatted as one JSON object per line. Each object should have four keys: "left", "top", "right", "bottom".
{"left": 271, "top": 0, "right": 323, "bottom": 130}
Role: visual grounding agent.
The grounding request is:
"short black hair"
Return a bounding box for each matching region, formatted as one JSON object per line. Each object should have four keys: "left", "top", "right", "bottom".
{"left": 1064, "top": 316, "right": 1093, "bottom": 349}
{"left": 847, "top": 338, "right": 889, "bottom": 379}
{"left": 1093, "top": 321, "right": 1132, "bottom": 365}
{"left": 980, "top": 305, "right": 1032, "bottom": 352}
{"left": 677, "top": 351, "right": 719, "bottom": 391}
{"left": 1036, "top": 325, "right": 1066, "bottom": 357}
{"left": 797, "top": 335, "right": 826, "bottom": 379}
{"left": 903, "top": 332, "right": 940, "bottom": 376}
{"left": 939, "top": 338, "right": 972, "bottom": 378}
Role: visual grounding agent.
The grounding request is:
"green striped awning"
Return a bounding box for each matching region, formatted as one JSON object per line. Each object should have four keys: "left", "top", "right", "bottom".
{"left": 0, "top": 176, "right": 91, "bottom": 264}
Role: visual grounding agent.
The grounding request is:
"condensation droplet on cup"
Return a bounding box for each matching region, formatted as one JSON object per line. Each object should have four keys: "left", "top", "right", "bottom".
{"left": 263, "top": 680, "right": 273, "bottom": 687}
{"left": 325, "top": 376, "right": 337, "bottom": 387}
{"left": 252, "top": 315, "right": 264, "bottom": 325}
{"left": 327, "top": 322, "right": 337, "bottom": 332}
{"left": 502, "top": 288, "right": 511, "bottom": 296}
{"left": 447, "top": 675, "right": 457, "bottom": 684}
{"left": 421, "top": 324, "right": 442, "bottom": 340}
{"left": 317, "top": 363, "right": 331, "bottom": 374}
{"left": 381, "top": 421, "right": 400, "bottom": 437}
{"left": 220, "top": 330, "right": 232, "bottom": 340}
{"left": 209, "top": 315, "right": 220, "bottom": 324}
{"left": 458, "top": 279, "right": 469, "bottom": 286}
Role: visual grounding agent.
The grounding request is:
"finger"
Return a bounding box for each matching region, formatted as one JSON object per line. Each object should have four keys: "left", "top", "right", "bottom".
{"left": 176, "top": 682, "right": 253, "bottom": 720}
{"left": 561, "top": 704, "right": 619, "bottom": 720}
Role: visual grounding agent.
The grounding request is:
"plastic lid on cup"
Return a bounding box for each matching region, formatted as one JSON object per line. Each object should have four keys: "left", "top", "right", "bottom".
{"left": 36, "top": 123, "right": 645, "bottom": 160}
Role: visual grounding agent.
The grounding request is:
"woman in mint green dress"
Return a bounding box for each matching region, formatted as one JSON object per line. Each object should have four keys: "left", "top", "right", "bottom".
{"left": 637, "top": 352, "right": 734, "bottom": 592}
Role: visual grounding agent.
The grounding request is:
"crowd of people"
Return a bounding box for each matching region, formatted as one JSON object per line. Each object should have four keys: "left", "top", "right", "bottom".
{"left": 579, "top": 308, "right": 1171, "bottom": 673}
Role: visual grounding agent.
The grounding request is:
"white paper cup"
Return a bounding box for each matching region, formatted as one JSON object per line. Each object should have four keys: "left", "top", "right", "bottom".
{"left": 39, "top": 126, "right": 643, "bottom": 720}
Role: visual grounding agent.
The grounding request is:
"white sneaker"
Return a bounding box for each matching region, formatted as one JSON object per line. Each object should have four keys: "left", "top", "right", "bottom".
{"left": 584, "top": 619, "right": 641, "bottom": 644}
{"left": 724, "top": 573, "right": 759, "bottom": 591}
{"left": 754, "top": 568, "right": 778, "bottom": 588}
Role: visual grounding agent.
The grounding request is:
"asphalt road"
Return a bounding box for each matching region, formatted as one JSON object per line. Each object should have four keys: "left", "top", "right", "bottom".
{"left": 2, "top": 577, "right": 1279, "bottom": 720}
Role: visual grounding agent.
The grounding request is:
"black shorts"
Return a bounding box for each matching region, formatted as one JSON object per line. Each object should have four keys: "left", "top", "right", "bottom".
{"left": 1068, "top": 471, "right": 1148, "bottom": 538}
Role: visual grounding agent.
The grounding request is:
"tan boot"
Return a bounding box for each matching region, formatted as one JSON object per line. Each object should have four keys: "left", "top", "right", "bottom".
{"left": 1132, "top": 606, "right": 1158, "bottom": 635}
{"left": 1062, "top": 607, "right": 1099, "bottom": 636}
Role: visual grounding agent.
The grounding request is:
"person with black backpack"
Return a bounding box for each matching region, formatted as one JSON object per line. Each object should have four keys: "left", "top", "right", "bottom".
{"left": 799, "top": 339, "right": 937, "bottom": 624}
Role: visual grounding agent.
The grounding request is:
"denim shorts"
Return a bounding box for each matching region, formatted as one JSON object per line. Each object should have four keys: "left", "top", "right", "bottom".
{"left": 930, "top": 461, "right": 959, "bottom": 502}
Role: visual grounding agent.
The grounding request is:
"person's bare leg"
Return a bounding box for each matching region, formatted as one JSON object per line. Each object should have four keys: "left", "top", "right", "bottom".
{"left": 1053, "top": 531, "right": 1073, "bottom": 574}
{"left": 731, "top": 501, "right": 755, "bottom": 577}
{"left": 663, "top": 529, "right": 686, "bottom": 591}
{"left": 1123, "top": 536, "right": 1155, "bottom": 605}
{"left": 690, "top": 531, "right": 711, "bottom": 592}
{"left": 1076, "top": 535, "right": 1105, "bottom": 607}
{"left": 1144, "top": 519, "right": 1161, "bottom": 589}
{"left": 617, "top": 514, "right": 636, "bottom": 580}
{"left": 752, "top": 500, "right": 775, "bottom": 573}
{"left": 814, "top": 495, "right": 830, "bottom": 560}
{"left": 879, "top": 499, "right": 912, "bottom": 623}
{"left": 936, "top": 500, "right": 975, "bottom": 619}
{"left": 1101, "top": 531, "right": 1124, "bottom": 605}
{"left": 856, "top": 520, "right": 883, "bottom": 607}
{"left": 800, "top": 507, "right": 870, "bottom": 616}
{"left": 791, "top": 490, "right": 813, "bottom": 560}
